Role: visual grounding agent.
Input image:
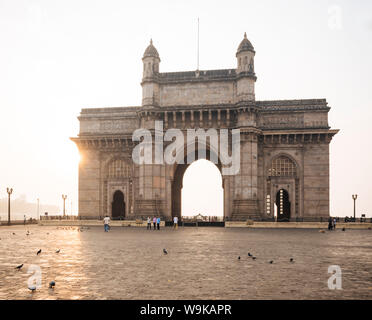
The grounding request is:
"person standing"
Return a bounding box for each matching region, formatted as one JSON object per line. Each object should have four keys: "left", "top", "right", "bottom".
{"left": 328, "top": 217, "right": 333, "bottom": 231}
{"left": 333, "top": 217, "right": 337, "bottom": 230}
{"left": 157, "top": 217, "right": 161, "bottom": 230}
{"left": 173, "top": 216, "right": 178, "bottom": 230}
{"left": 147, "top": 217, "right": 151, "bottom": 230}
{"left": 153, "top": 216, "right": 157, "bottom": 230}
{"left": 103, "top": 215, "right": 110, "bottom": 232}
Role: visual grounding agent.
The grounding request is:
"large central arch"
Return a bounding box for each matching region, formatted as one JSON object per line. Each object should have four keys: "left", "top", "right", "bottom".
{"left": 171, "top": 143, "right": 225, "bottom": 219}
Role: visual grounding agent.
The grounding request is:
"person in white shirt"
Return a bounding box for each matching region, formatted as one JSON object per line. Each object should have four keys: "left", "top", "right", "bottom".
{"left": 173, "top": 216, "right": 178, "bottom": 229}
{"left": 103, "top": 215, "right": 110, "bottom": 232}
{"left": 147, "top": 217, "right": 151, "bottom": 230}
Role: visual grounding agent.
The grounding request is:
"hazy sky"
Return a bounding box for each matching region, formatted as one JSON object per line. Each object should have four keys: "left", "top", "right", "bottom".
{"left": 0, "top": 0, "right": 371, "bottom": 217}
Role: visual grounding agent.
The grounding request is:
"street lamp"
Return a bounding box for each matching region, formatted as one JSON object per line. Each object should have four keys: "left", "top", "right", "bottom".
{"left": 37, "top": 198, "right": 40, "bottom": 220}
{"left": 352, "top": 194, "right": 358, "bottom": 220}
{"left": 7, "top": 188, "right": 13, "bottom": 225}
{"left": 62, "top": 194, "right": 67, "bottom": 217}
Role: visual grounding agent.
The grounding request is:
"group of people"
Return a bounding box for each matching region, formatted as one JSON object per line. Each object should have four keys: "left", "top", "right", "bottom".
{"left": 328, "top": 217, "right": 337, "bottom": 230}
{"left": 147, "top": 216, "right": 161, "bottom": 230}
{"left": 146, "top": 216, "right": 179, "bottom": 230}
{"left": 103, "top": 215, "right": 180, "bottom": 232}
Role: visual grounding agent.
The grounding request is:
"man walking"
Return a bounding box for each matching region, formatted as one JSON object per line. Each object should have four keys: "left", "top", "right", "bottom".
{"left": 173, "top": 216, "right": 178, "bottom": 230}
{"left": 147, "top": 216, "right": 151, "bottom": 230}
{"left": 153, "top": 216, "right": 157, "bottom": 230}
{"left": 104, "top": 215, "right": 110, "bottom": 232}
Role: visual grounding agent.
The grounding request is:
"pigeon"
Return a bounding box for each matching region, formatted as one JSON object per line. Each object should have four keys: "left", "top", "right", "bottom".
{"left": 290, "top": 258, "right": 294, "bottom": 263}
{"left": 163, "top": 248, "right": 168, "bottom": 255}
{"left": 252, "top": 256, "right": 257, "bottom": 260}
{"left": 269, "top": 260, "right": 274, "bottom": 264}
{"left": 15, "top": 264, "right": 23, "bottom": 270}
{"left": 36, "top": 249, "right": 42, "bottom": 255}
{"left": 28, "top": 285, "right": 37, "bottom": 292}
{"left": 12, "top": 232, "right": 16, "bottom": 235}
{"left": 49, "top": 281, "right": 56, "bottom": 288}
{"left": 248, "top": 252, "right": 252, "bottom": 257}
{"left": 238, "top": 256, "right": 241, "bottom": 260}
{"left": 55, "top": 249, "right": 60, "bottom": 253}
{"left": 342, "top": 228, "right": 345, "bottom": 231}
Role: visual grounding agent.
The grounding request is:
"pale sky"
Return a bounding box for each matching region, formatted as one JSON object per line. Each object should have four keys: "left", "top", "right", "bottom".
{"left": 0, "top": 0, "right": 371, "bottom": 217}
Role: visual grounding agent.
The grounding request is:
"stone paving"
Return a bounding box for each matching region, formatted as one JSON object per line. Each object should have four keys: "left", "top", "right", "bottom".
{"left": 0, "top": 225, "right": 371, "bottom": 300}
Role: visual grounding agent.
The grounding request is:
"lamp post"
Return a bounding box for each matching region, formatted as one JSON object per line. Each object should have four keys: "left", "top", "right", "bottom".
{"left": 62, "top": 194, "right": 67, "bottom": 217}
{"left": 352, "top": 194, "right": 358, "bottom": 220}
{"left": 7, "top": 188, "right": 13, "bottom": 225}
{"left": 37, "top": 198, "right": 40, "bottom": 220}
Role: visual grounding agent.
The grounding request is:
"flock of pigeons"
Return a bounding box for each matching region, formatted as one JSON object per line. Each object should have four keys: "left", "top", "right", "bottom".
{"left": 163, "top": 247, "right": 295, "bottom": 265}
{"left": 13, "top": 227, "right": 298, "bottom": 293}
{"left": 13, "top": 230, "right": 60, "bottom": 293}
{"left": 237, "top": 252, "right": 295, "bottom": 264}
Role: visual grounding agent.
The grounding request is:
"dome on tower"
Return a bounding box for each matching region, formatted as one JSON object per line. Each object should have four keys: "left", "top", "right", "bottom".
{"left": 236, "top": 32, "right": 255, "bottom": 55}
{"left": 143, "top": 39, "right": 160, "bottom": 58}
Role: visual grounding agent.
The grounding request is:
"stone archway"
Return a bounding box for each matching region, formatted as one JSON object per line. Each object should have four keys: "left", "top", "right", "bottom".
{"left": 171, "top": 147, "right": 224, "bottom": 219}
{"left": 112, "top": 190, "right": 125, "bottom": 219}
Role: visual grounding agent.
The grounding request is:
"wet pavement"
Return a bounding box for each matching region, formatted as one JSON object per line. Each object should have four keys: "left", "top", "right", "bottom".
{"left": 0, "top": 225, "right": 371, "bottom": 300}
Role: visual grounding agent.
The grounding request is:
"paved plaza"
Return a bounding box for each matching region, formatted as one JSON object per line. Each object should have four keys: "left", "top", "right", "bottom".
{"left": 0, "top": 225, "right": 371, "bottom": 300}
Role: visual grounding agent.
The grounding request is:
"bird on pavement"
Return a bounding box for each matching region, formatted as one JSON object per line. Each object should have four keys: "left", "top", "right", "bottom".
{"left": 238, "top": 256, "right": 241, "bottom": 260}
{"left": 290, "top": 258, "right": 294, "bottom": 263}
{"left": 252, "top": 256, "right": 257, "bottom": 260}
{"left": 49, "top": 281, "right": 56, "bottom": 289}
{"left": 28, "top": 285, "right": 37, "bottom": 292}
{"left": 269, "top": 260, "right": 274, "bottom": 264}
{"left": 55, "top": 249, "right": 60, "bottom": 253}
{"left": 15, "top": 264, "right": 23, "bottom": 270}
{"left": 163, "top": 248, "right": 168, "bottom": 255}
{"left": 36, "top": 249, "right": 42, "bottom": 255}
{"left": 248, "top": 252, "right": 252, "bottom": 257}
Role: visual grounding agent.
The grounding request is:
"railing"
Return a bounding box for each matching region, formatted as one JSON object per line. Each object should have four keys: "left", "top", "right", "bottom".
{"left": 39, "top": 215, "right": 372, "bottom": 223}
{"left": 40, "top": 215, "right": 80, "bottom": 221}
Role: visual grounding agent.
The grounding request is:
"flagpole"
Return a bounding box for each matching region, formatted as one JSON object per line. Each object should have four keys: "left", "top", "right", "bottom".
{"left": 197, "top": 17, "right": 199, "bottom": 71}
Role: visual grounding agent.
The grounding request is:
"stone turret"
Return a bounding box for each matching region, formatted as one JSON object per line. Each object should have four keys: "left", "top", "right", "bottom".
{"left": 236, "top": 33, "right": 256, "bottom": 102}
{"left": 141, "top": 39, "right": 160, "bottom": 106}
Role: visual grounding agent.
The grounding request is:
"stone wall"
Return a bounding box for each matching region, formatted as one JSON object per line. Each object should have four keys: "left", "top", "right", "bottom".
{"left": 159, "top": 81, "right": 235, "bottom": 106}
{"left": 78, "top": 149, "right": 101, "bottom": 219}
{"left": 303, "top": 143, "right": 330, "bottom": 220}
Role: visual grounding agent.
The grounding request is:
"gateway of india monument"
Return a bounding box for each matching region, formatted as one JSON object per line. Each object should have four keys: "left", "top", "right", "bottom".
{"left": 71, "top": 33, "right": 338, "bottom": 222}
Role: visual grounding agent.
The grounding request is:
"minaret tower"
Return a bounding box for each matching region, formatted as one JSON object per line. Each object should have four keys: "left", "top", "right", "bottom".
{"left": 141, "top": 39, "right": 160, "bottom": 106}
{"left": 236, "top": 32, "right": 256, "bottom": 102}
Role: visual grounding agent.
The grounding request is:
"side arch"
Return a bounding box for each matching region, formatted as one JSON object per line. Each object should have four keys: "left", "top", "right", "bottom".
{"left": 103, "top": 156, "right": 133, "bottom": 218}
{"left": 265, "top": 152, "right": 302, "bottom": 221}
